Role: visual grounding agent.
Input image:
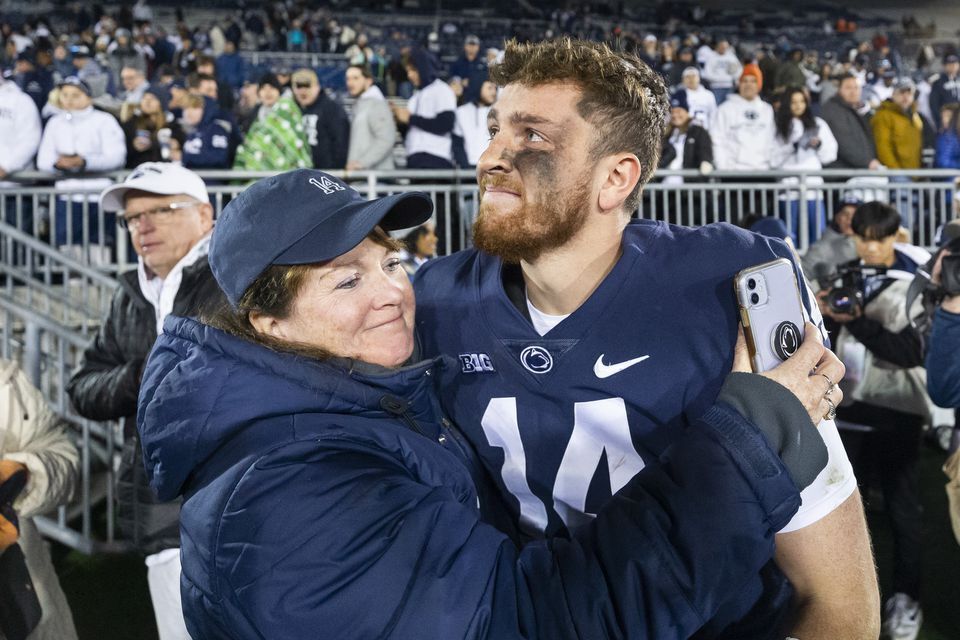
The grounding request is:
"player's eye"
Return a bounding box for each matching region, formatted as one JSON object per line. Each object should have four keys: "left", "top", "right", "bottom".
{"left": 526, "top": 130, "right": 546, "bottom": 143}
{"left": 384, "top": 258, "right": 402, "bottom": 273}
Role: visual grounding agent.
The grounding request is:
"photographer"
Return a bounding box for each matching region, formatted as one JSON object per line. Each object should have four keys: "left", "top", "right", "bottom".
{"left": 926, "top": 237, "right": 960, "bottom": 549}
{"left": 926, "top": 236, "right": 960, "bottom": 410}
{"left": 816, "top": 201, "right": 933, "bottom": 639}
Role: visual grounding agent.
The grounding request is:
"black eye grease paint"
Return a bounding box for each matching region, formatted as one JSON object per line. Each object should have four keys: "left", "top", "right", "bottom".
{"left": 513, "top": 148, "right": 559, "bottom": 184}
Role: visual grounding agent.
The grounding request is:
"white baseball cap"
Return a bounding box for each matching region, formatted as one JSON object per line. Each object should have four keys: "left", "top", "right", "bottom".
{"left": 100, "top": 162, "right": 210, "bottom": 213}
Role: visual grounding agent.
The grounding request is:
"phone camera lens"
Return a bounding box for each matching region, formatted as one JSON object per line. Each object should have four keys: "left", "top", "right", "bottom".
{"left": 747, "top": 279, "right": 757, "bottom": 290}
{"left": 750, "top": 293, "right": 760, "bottom": 304}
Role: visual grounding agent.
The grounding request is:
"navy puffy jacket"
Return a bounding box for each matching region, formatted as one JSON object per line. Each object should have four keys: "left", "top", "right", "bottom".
{"left": 181, "top": 97, "right": 234, "bottom": 169}
{"left": 138, "top": 316, "right": 802, "bottom": 639}
{"left": 928, "top": 307, "right": 960, "bottom": 407}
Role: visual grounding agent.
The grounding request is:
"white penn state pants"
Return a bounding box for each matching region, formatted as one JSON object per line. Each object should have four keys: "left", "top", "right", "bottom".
{"left": 145, "top": 548, "right": 192, "bottom": 640}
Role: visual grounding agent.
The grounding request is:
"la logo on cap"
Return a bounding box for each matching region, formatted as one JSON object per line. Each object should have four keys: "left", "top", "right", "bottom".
{"left": 309, "top": 176, "right": 345, "bottom": 195}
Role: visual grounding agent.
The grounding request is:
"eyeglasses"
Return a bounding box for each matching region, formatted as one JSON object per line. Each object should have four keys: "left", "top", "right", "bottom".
{"left": 293, "top": 83, "right": 314, "bottom": 89}
{"left": 116, "top": 201, "right": 198, "bottom": 230}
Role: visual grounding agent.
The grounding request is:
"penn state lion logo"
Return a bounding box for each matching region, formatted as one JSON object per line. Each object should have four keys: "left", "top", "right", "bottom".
{"left": 773, "top": 321, "right": 801, "bottom": 361}
{"left": 520, "top": 346, "right": 553, "bottom": 374}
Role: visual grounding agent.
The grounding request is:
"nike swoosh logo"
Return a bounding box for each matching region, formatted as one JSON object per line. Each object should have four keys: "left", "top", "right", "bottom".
{"left": 594, "top": 354, "right": 650, "bottom": 379}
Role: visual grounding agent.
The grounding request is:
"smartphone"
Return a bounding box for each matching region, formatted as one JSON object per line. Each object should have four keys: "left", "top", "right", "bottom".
{"left": 735, "top": 258, "right": 806, "bottom": 373}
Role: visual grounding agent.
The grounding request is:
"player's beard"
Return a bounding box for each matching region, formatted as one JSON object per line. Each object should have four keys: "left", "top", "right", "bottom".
{"left": 473, "top": 175, "right": 592, "bottom": 264}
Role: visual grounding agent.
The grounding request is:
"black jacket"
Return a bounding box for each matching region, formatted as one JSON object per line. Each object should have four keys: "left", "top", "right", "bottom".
{"left": 122, "top": 117, "right": 186, "bottom": 168}
{"left": 820, "top": 95, "right": 877, "bottom": 169}
{"left": 659, "top": 124, "right": 713, "bottom": 177}
{"left": 929, "top": 74, "right": 960, "bottom": 123}
{"left": 299, "top": 92, "right": 350, "bottom": 170}
{"left": 67, "top": 257, "right": 225, "bottom": 552}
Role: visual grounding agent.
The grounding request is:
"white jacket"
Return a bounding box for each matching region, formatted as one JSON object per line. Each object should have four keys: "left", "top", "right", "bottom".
{"left": 835, "top": 247, "right": 934, "bottom": 419}
{"left": 0, "top": 81, "right": 42, "bottom": 188}
{"left": 711, "top": 94, "right": 775, "bottom": 170}
{"left": 0, "top": 360, "right": 79, "bottom": 640}
{"left": 702, "top": 51, "right": 743, "bottom": 90}
{"left": 405, "top": 79, "right": 457, "bottom": 162}
{"left": 684, "top": 85, "right": 717, "bottom": 132}
{"left": 36, "top": 106, "right": 126, "bottom": 200}
{"left": 453, "top": 102, "right": 492, "bottom": 166}
{"left": 771, "top": 116, "right": 839, "bottom": 196}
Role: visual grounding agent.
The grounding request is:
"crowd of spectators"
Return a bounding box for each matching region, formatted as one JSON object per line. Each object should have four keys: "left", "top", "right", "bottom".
{"left": 3, "top": 5, "right": 960, "bottom": 638}
{"left": 1, "top": 3, "right": 958, "bottom": 183}
{"left": 0, "top": 2, "right": 959, "bottom": 255}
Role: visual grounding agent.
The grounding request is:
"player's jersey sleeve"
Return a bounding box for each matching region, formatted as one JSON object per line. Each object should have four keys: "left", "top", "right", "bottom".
{"left": 779, "top": 253, "right": 857, "bottom": 532}
{"left": 779, "top": 416, "right": 856, "bottom": 532}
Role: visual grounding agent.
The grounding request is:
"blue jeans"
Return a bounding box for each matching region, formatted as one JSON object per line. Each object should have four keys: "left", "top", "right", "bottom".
{"left": 2, "top": 194, "right": 34, "bottom": 233}
{"left": 888, "top": 175, "right": 915, "bottom": 230}
{"left": 780, "top": 199, "right": 826, "bottom": 247}
{"left": 712, "top": 87, "right": 732, "bottom": 105}
{"left": 54, "top": 200, "right": 115, "bottom": 246}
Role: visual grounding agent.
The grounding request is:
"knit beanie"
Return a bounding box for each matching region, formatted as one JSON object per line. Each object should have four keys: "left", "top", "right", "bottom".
{"left": 740, "top": 63, "right": 763, "bottom": 90}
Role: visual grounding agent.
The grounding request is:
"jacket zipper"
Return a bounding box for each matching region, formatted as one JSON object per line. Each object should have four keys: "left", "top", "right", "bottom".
{"left": 379, "top": 395, "right": 427, "bottom": 438}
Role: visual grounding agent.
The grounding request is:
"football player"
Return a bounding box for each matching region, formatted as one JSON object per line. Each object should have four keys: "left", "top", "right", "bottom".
{"left": 415, "top": 39, "right": 879, "bottom": 638}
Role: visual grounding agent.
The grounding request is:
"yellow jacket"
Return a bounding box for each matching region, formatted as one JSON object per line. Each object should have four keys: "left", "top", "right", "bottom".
{"left": 871, "top": 99, "right": 924, "bottom": 169}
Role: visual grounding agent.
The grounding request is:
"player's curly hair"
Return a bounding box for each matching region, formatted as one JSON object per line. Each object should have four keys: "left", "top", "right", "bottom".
{"left": 490, "top": 38, "right": 669, "bottom": 211}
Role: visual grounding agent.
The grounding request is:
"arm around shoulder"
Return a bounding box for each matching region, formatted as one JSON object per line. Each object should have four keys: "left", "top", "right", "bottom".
{"left": 205, "top": 399, "right": 805, "bottom": 640}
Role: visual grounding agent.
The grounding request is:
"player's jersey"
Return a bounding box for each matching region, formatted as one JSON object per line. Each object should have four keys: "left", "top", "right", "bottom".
{"left": 415, "top": 219, "right": 856, "bottom": 541}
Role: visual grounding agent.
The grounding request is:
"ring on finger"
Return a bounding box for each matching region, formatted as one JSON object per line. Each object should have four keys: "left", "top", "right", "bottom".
{"left": 814, "top": 372, "right": 837, "bottom": 398}
{"left": 823, "top": 396, "right": 837, "bottom": 421}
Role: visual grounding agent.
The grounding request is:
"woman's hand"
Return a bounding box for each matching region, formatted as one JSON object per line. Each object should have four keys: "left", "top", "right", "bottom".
{"left": 733, "top": 322, "right": 845, "bottom": 424}
{"left": 0, "top": 460, "right": 28, "bottom": 552}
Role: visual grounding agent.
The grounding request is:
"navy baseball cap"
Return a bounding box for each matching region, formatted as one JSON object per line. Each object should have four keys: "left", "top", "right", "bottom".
{"left": 210, "top": 170, "right": 433, "bottom": 308}
{"left": 58, "top": 76, "right": 92, "bottom": 96}
{"left": 841, "top": 193, "right": 863, "bottom": 206}
{"left": 670, "top": 89, "right": 689, "bottom": 111}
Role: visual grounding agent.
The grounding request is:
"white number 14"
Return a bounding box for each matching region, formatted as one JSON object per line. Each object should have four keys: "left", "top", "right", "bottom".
{"left": 479, "top": 397, "right": 645, "bottom": 533}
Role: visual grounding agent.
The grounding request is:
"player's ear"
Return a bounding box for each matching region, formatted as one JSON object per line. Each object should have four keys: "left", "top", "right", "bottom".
{"left": 597, "top": 153, "right": 641, "bottom": 213}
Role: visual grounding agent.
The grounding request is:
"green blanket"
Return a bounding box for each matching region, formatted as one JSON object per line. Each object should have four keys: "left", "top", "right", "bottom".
{"left": 234, "top": 96, "right": 313, "bottom": 171}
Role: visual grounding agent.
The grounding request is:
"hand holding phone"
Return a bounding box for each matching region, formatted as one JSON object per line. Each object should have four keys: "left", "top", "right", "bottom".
{"left": 735, "top": 258, "right": 807, "bottom": 373}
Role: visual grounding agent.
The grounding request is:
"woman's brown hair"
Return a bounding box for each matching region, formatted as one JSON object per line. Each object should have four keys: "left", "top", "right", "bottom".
{"left": 204, "top": 227, "right": 403, "bottom": 361}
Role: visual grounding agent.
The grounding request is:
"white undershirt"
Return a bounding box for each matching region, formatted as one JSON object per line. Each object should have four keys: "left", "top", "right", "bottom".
{"left": 526, "top": 296, "right": 569, "bottom": 336}
{"left": 138, "top": 233, "right": 211, "bottom": 335}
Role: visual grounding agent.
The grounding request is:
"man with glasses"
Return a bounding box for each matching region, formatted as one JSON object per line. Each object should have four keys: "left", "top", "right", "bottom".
{"left": 118, "top": 65, "right": 150, "bottom": 106}
{"left": 68, "top": 162, "right": 224, "bottom": 640}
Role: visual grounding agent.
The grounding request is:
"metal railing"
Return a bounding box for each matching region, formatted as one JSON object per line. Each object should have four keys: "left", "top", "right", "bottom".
{"left": 0, "top": 221, "right": 118, "bottom": 330}
{"left": 2, "top": 165, "right": 957, "bottom": 554}
{"left": 0, "top": 219, "right": 123, "bottom": 553}
{"left": 0, "top": 295, "right": 125, "bottom": 554}
{"left": 4, "top": 168, "right": 958, "bottom": 266}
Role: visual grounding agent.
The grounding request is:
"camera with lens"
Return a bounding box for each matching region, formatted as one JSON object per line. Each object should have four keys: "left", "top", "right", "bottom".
{"left": 938, "top": 242, "right": 960, "bottom": 296}
{"left": 905, "top": 232, "right": 960, "bottom": 336}
{"left": 816, "top": 262, "right": 887, "bottom": 316}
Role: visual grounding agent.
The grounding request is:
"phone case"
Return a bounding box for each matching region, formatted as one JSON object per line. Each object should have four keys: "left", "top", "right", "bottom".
{"left": 735, "top": 258, "right": 806, "bottom": 373}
